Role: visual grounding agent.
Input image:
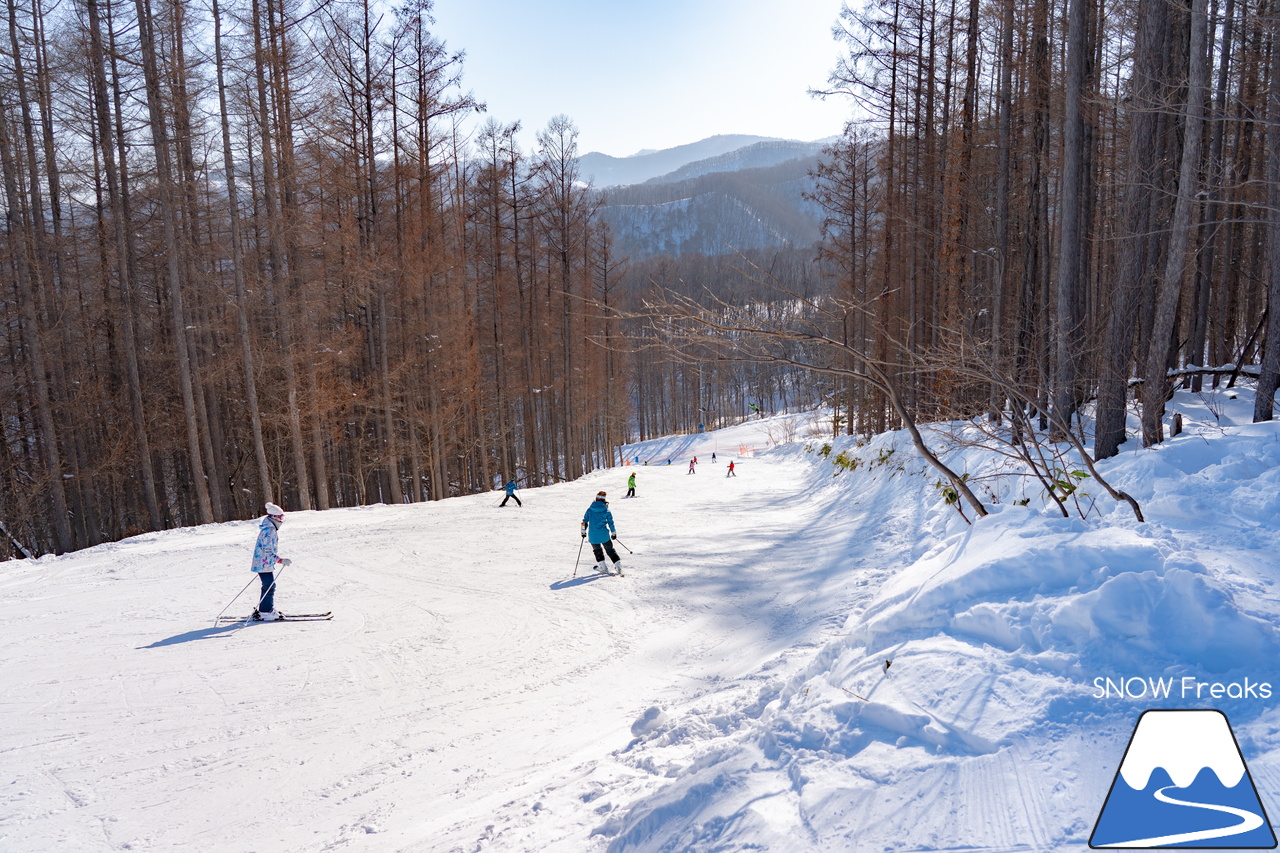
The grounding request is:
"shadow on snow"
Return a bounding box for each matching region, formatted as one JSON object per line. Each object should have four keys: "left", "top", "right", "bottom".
{"left": 138, "top": 623, "right": 244, "bottom": 648}
{"left": 549, "top": 573, "right": 619, "bottom": 590}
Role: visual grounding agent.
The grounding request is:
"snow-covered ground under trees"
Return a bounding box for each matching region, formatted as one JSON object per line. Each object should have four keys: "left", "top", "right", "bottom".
{"left": 3, "top": 387, "right": 1279, "bottom": 853}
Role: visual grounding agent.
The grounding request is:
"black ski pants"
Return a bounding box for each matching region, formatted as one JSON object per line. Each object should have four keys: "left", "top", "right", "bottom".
{"left": 500, "top": 493, "right": 522, "bottom": 506}
{"left": 590, "top": 540, "right": 620, "bottom": 564}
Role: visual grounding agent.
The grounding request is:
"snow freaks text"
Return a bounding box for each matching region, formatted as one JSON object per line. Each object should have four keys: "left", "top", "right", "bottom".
{"left": 1093, "top": 676, "right": 1273, "bottom": 701}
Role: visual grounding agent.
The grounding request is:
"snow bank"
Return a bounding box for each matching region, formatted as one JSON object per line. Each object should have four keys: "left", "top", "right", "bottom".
{"left": 861, "top": 506, "right": 1275, "bottom": 673}
{"left": 603, "top": 387, "right": 1280, "bottom": 852}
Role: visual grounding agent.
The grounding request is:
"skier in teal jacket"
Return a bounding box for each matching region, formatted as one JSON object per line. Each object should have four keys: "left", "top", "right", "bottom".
{"left": 581, "top": 491, "right": 622, "bottom": 574}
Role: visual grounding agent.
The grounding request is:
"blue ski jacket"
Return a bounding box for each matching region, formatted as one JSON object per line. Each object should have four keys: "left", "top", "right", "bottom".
{"left": 582, "top": 499, "right": 616, "bottom": 544}
{"left": 251, "top": 516, "right": 281, "bottom": 573}
{"left": 505, "top": 480, "right": 518, "bottom": 496}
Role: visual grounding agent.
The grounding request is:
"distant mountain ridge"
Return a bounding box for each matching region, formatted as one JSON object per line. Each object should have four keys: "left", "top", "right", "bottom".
{"left": 592, "top": 135, "right": 829, "bottom": 258}
{"left": 579, "top": 134, "right": 781, "bottom": 188}
{"left": 598, "top": 156, "right": 823, "bottom": 258}
{"left": 644, "top": 139, "right": 829, "bottom": 185}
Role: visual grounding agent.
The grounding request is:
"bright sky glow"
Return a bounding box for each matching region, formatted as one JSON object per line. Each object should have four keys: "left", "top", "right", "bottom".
{"left": 431, "top": 0, "right": 852, "bottom": 157}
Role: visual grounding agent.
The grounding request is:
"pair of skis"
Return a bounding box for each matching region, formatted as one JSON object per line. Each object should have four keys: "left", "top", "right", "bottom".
{"left": 574, "top": 537, "right": 633, "bottom": 579}
{"left": 217, "top": 611, "right": 333, "bottom": 623}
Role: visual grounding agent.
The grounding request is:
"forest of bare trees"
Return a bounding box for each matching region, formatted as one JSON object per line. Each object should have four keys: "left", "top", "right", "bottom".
{"left": 801, "top": 0, "right": 1280, "bottom": 450}
{"left": 4, "top": 0, "right": 1280, "bottom": 558}
{"left": 0, "top": 0, "right": 646, "bottom": 558}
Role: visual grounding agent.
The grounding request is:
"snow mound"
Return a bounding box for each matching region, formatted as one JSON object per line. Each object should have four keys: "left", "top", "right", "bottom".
{"left": 631, "top": 706, "right": 669, "bottom": 738}
{"left": 603, "top": 387, "right": 1280, "bottom": 853}
{"left": 861, "top": 506, "right": 1276, "bottom": 673}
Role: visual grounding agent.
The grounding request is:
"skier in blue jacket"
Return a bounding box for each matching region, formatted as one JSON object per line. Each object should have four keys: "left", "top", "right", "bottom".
{"left": 251, "top": 502, "right": 290, "bottom": 620}
{"left": 500, "top": 478, "right": 522, "bottom": 507}
{"left": 581, "top": 490, "right": 622, "bottom": 575}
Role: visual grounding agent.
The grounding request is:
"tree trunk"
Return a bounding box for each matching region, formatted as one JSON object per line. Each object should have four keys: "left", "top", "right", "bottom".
{"left": 0, "top": 93, "right": 71, "bottom": 552}
{"left": 1095, "top": 0, "right": 1174, "bottom": 458}
{"left": 251, "top": 0, "right": 311, "bottom": 510}
{"left": 1141, "top": 0, "right": 1210, "bottom": 444}
{"left": 212, "top": 0, "right": 272, "bottom": 508}
{"left": 1189, "top": 0, "right": 1236, "bottom": 391}
{"left": 133, "top": 0, "right": 214, "bottom": 524}
{"left": 1053, "top": 0, "right": 1091, "bottom": 438}
{"left": 1254, "top": 6, "right": 1280, "bottom": 421}
{"left": 86, "top": 0, "right": 162, "bottom": 530}
{"left": 991, "top": 0, "right": 1015, "bottom": 422}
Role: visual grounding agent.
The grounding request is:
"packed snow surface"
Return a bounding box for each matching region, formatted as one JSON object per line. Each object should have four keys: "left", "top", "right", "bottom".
{"left": 2, "top": 389, "right": 1279, "bottom": 852}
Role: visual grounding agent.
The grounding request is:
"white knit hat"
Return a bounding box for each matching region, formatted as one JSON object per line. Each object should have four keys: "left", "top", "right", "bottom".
{"left": 265, "top": 502, "right": 284, "bottom": 517}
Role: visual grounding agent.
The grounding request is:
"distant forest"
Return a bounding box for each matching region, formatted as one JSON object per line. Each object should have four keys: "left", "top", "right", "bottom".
{"left": 1, "top": 0, "right": 1278, "bottom": 557}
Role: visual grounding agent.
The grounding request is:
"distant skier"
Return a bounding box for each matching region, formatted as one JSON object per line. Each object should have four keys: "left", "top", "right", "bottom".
{"left": 500, "top": 478, "right": 522, "bottom": 507}
{"left": 626, "top": 472, "right": 637, "bottom": 498}
{"left": 726, "top": 460, "right": 736, "bottom": 477}
{"left": 712, "top": 452, "right": 717, "bottom": 463}
{"left": 688, "top": 459, "right": 696, "bottom": 474}
{"left": 251, "top": 502, "right": 291, "bottom": 620}
{"left": 581, "top": 490, "right": 622, "bottom": 575}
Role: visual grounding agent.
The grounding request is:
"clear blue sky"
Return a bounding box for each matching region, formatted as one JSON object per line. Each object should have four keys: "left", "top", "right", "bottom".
{"left": 430, "top": 0, "right": 851, "bottom": 157}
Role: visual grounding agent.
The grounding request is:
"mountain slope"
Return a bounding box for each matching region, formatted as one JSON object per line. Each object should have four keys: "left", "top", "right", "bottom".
{"left": 645, "top": 139, "right": 829, "bottom": 184}
{"left": 599, "top": 156, "right": 823, "bottom": 258}
{"left": 578, "top": 134, "right": 780, "bottom": 188}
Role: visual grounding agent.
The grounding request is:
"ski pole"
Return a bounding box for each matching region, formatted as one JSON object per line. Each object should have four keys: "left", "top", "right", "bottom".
{"left": 230, "top": 562, "right": 290, "bottom": 624}
{"left": 613, "top": 537, "right": 634, "bottom": 555}
{"left": 257, "top": 562, "right": 288, "bottom": 612}
{"left": 573, "top": 536, "right": 585, "bottom": 578}
{"left": 214, "top": 575, "right": 258, "bottom": 625}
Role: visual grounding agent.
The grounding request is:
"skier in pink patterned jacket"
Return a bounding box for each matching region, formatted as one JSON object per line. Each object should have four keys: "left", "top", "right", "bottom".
{"left": 251, "top": 502, "right": 290, "bottom": 620}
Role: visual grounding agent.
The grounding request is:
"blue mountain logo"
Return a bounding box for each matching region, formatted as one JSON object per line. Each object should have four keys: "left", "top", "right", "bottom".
{"left": 1091, "top": 709, "right": 1276, "bottom": 848}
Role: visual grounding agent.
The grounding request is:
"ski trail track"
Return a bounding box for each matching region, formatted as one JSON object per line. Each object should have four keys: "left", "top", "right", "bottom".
{"left": 542, "top": 453, "right": 983, "bottom": 853}
{"left": 408, "top": 453, "right": 889, "bottom": 851}
{"left": 0, "top": 446, "right": 877, "bottom": 853}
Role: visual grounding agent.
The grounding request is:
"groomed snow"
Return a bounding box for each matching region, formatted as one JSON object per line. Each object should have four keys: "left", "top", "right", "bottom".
{"left": 2, "top": 388, "right": 1278, "bottom": 852}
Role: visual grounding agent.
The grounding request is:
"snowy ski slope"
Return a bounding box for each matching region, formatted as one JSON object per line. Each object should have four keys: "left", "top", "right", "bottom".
{"left": 2, "top": 392, "right": 1279, "bottom": 852}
